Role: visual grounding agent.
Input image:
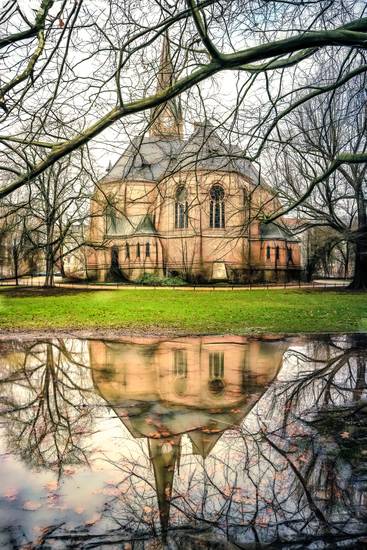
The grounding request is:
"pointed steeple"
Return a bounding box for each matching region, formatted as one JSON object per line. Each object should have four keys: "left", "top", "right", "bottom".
{"left": 148, "top": 435, "right": 181, "bottom": 539}
{"left": 150, "top": 33, "right": 184, "bottom": 139}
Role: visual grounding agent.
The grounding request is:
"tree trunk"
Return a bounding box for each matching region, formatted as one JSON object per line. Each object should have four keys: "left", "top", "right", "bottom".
{"left": 349, "top": 188, "right": 367, "bottom": 290}
{"left": 349, "top": 233, "right": 367, "bottom": 290}
{"left": 12, "top": 245, "right": 19, "bottom": 286}
{"left": 44, "top": 251, "right": 55, "bottom": 287}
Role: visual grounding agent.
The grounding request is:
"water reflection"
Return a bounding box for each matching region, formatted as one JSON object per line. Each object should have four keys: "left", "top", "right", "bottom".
{"left": 0, "top": 335, "right": 366, "bottom": 548}
{"left": 91, "top": 337, "right": 284, "bottom": 535}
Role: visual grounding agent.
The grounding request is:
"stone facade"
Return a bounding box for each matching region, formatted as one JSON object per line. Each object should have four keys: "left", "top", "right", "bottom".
{"left": 86, "top": 37, "right": 301, "bottom": 284}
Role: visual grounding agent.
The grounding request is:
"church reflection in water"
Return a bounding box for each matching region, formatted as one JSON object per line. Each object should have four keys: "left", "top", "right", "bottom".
{"left": 1, "top": 335, "right": 366, "bottom": 547}
{"left": 90, "top": 336, "right": 285, "bottom": 532}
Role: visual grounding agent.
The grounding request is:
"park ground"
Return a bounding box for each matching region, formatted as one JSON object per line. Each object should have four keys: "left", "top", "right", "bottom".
{"left": 0, "top": 286, "right": 366, "bottom": 335}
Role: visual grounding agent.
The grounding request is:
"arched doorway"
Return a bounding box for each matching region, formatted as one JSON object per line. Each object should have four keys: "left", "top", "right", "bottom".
{"left": 108, "top": 245, "right": 125, "bottom": 281}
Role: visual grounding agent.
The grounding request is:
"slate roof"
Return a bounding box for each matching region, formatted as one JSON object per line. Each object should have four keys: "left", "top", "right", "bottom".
{"left": 260, "top": 222, "right": 298, "bottom": 241}
{"left": 135, "top": 214, "right": 157, "bottom": 235}
{"left": 107, "top": 213, "right": 157, "bottom": 237}
{"left": 102, "top": 124, "right": 259, "bottom": 184}
{"left": 175, "top": 124, "right": 259, "bottom": 180}
{"left": 103, "top": 135, "right": 183, "bottom": 183}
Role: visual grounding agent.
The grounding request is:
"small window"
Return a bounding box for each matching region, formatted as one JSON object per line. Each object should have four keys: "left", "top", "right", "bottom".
{"left": 266, "top": 245, "right": 271, "bottom": 260}
{"left": 125, "top": 243, "right": 130, "bottom": 259}
{"left": 136, "top": 243, "right": 141, "bottom": 258}
{"left": 275, "top": 246, "right": 280, "bottom": 260}
{"left": 146, "top": 242, "right": 150, "bottom": 257}
{"left": 287, "top": 247, "right": 293, "bottom": 262}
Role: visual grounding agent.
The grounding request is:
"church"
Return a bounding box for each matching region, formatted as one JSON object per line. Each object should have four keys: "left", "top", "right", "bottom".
{"left": 90, "top": 335, "right": 285, "bottom": 534}
{"left": 86, "top": 36, "right": 301, "bottom": 283}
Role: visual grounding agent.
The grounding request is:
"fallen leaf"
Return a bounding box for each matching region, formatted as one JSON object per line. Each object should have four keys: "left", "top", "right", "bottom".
{"left": 23, "top": 500, "right": 42, "bottom": 511}
{"left": 3, "top": 488, "right": 18, "bottom": 501}
{"left": 148, "top": 431, "right": 161, "bottom": 439}
{"left": 45, "top": 480, "right": 59, "bottom": 492}
{"left": 85, "top": 512, "right": 101, "bottom": 526}
{"left": 102, "top": 486, "right": 120, "bottom": 496}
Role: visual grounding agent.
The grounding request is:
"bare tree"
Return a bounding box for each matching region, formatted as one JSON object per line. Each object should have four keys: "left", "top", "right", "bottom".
{"left": 0, "top": 338, "right": 96, "bottom": 475}
{"left": 267, "top": 61, "right": 367, "bottom": 288}
{"left": 0, "top": 0, "right": 366, "bottom": 202}
{"left": 302, "top": 226, "right": 352, "bottom": 281}
{"left": 14, "top": 147, "right": 95, "bottom": 286}
{"left": 0, "top": 202, "right": 38, "bottom": 281}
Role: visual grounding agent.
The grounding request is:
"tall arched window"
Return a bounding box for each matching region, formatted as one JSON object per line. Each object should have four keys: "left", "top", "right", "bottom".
{"left": 243, "top": 188, "right": 249, "bottom": 224}
{"left": 106, "top": 204, "right": 117, "bottom": 234}
{"left": 174, "top": 349, "right": 188, "bottom": 396}
{"left": 174, "top": 349, "right": 187, "bottom": 378}
{"left": 175, "top": 186, "right": 188, "bottom": 229}
{"left": 210, "top": 185, "right": 225, "bottom": 228}
{"left": 208, "top": 352, "right": 225, "bottom": 395}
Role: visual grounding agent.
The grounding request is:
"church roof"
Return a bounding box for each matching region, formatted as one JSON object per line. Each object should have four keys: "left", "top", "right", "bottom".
{"left": 102, "top": 124, "right": 259, "bottom": 184}
{"left": 189, "top": 430, "right": 223, "bottom": 459}
{"left": 103, "top": 135, "right": 183, "bottom": 183}
{"left": 135, "top": 214, "right": 157, "bottom": 235}
{"left": 178, "top": 123, "right": 259, "bottom": 179}
{"left": 101, "top": 32, "right": 261, "bottom": 187}
{"left": 107, "top": 212, "right": 157, "bottom": 237}
{"left": 260, "top": 222, "right": 298, "bottom": 241}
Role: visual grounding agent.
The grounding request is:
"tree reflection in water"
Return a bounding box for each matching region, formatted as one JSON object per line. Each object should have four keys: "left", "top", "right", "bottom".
{"left": 0, "top": 339, "right": 97, "bottom": 474}
{"left": 0, "top": 335, "right": 365, "bottom": 549}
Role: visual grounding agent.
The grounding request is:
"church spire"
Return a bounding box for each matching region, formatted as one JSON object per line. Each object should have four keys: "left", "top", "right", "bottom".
{"left": 150, "top": 33, "right": 184, "bottom": 139}
{"left": 148, "top": 435, "right": 182, "bottom": 539}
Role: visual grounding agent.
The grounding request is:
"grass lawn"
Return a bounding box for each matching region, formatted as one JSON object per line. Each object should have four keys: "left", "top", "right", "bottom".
{"left": 0, "top": 287, "right": 366, "bottom": 334}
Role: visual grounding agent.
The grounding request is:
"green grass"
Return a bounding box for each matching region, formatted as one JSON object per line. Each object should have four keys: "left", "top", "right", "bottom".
{"left": 0, "top": 287, "right": 366, "bottom": 334}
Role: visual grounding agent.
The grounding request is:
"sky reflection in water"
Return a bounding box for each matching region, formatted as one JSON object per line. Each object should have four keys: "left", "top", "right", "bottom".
{"left": 0, "top": 334, "right": 366, "bottom": 549}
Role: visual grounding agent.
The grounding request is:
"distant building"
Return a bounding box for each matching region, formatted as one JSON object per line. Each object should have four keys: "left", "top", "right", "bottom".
{"left": 87, "top": 36, "right": 302, "bottom": 283}
{"left": 0, "top": 211, "right": 43, "bottom": 279}
{"left": 61, "top": 222, "right": 89, "bottom": 280}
